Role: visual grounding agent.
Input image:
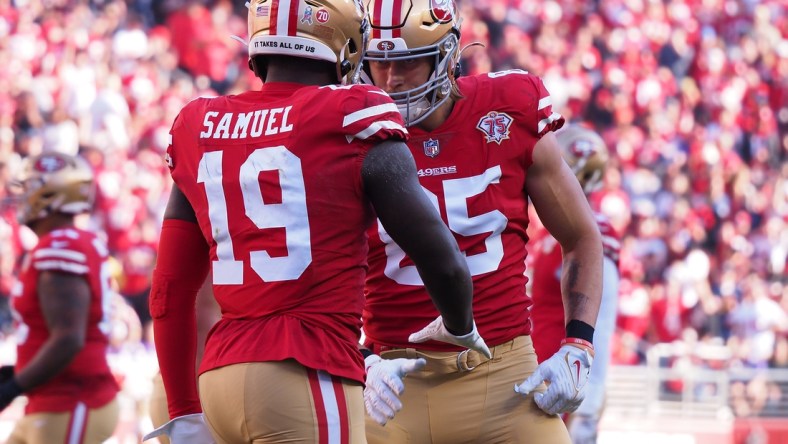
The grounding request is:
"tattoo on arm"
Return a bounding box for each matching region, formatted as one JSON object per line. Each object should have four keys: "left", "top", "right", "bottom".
{"left": 565, "top": 260, "right": 591, "bottom": 315}
{"left": 566, "top": 260, "right": 580, "bottom": 289}
{"left": 569, "top": 291, "right": 591, "bottom": 314}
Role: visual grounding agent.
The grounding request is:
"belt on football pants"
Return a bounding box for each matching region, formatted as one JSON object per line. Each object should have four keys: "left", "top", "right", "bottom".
{"left": 372, "top": 336, "right": 528, "bottom": 374}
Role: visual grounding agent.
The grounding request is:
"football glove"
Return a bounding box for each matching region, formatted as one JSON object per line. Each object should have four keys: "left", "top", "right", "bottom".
{"left": 514, "top": 344, "right": 593, "bottom": 415}
{"left": 408, "top": 316, "right": 492, "bottom": 359}
{"left": 364, "top": 354, "right": 426, "bottom": 426}
{"left": 143, "top": 413, "right": 215, "bottom": 444}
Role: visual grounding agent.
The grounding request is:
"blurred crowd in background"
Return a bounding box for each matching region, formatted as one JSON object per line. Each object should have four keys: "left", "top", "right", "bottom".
{"left": 0, "top": 0, "right": 785, "bottom": 437}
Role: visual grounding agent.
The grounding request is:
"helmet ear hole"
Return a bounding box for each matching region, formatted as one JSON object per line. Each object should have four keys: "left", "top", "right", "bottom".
{"left": 453, "top": 62, "right": 461, "bottom": 78}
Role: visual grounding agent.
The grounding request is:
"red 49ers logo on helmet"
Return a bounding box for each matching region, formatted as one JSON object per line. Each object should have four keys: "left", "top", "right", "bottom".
{"left": 430, "top": 0, "right": 455, "bottom": 23}
{"left": 570, "top": 139, "right": 597, "bottom": 159}
{"left": 34, "top": 155, "right": 67, "bottom": 173}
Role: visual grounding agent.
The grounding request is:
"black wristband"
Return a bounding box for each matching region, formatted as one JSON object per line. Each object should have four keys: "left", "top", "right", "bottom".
{"left": 0, "top": 366, "right": 14, "bottom": 384}
{"left": 360, "top": 347, "right": 375, "bottom": 359}
{"left": 0, "top": 378, "right": 23, "bottom": 405}
{"left": 566, "top": 320, "right": 595, "bottom": 344}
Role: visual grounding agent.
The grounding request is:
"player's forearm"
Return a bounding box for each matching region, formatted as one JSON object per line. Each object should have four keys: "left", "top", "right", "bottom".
{"left": 153, "top": 307, "right": 201, "bottom": 417}
{"left": 151, "top": 218, "right": 210, "bottom": 418}
{"left": 416, "top": 250, "right": 474, "bottom": 335}
{"left": 560, "top": 234, "right": 603, "bottom": 330}
{"left": 14, "top": 333, "right": 81, "bottom": 391}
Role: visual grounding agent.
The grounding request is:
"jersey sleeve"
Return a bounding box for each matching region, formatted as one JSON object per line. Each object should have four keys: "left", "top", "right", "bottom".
{"left": 32, "top": 235, "right": 91, "bottom": 276}
{"left": 164, "top": 98, "right": 208, "bottom": 182}
{"left": 164, "top": 108, "right": 186, "bottom": 174}
{"left": 493, "top": 72, "right": 565, "bottom": 138}
{"left": 531, "top": 76, "right": 564, "bottom": 137}
{"left": 339, "top": 85, "right": 408, "bottom": 144}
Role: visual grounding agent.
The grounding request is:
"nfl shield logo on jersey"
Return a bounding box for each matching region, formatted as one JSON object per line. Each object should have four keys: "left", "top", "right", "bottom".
{"left": 423, "top": 139, "right": 440, "bottom": 157}
{"left": 476, "top": 111, "right": 513, "bottom": 145}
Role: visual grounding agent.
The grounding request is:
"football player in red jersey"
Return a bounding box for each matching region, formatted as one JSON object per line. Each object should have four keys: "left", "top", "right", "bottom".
{"left": 360, "top": 1, "right": 603, "bottom": 442}
{"left": 144, "top": 0, "right": 490, "bottom": 443}
{"left": 530, "top": 125, "right": 622, "bottom": 444}
{"left": 2, "top": 153, "right": 120, "bottom": 443}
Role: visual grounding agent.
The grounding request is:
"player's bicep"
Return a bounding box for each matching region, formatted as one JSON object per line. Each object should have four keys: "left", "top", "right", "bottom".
{"left": 163, "top": 184, "right": 198, "bottom": 223}
{"left": 38, "top": 271, "right": 90, "bottom": 339}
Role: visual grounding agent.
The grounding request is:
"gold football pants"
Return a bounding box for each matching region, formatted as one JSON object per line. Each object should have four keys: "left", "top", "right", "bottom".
{"left": 6, "top": 397, "right": 119, "bottom": 444}
{"left": 365, "top": 336, "right": 571, "bottom": 444}
{"left": 199, "top": 359, "right": 366, "bottom": 443}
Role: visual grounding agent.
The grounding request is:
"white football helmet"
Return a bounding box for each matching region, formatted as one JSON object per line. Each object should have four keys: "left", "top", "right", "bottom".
{"left": 364, "top": 0, "right": 461, "bottom": 126}
{"left": 11, "top": 153, "right": 95, "bottom": 225}
{"left": 247, "top": 0, "right": 370, "bottom": 84}
{"left": 555, "top": 124, "right": 609, "bottom": 194}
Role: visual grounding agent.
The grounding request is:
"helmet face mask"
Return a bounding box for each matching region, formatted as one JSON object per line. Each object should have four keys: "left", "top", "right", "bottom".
{"left": 364, "top": 0, "right": 461, "bottom": 126}
{"left": 247, "top": 0, "right": 369, "bottom": 84}
{"left": 555, "top": 125, "right": 609, "bottom": 195}
{"left": 11, "top": 153, "right": 95, "bottom": 226}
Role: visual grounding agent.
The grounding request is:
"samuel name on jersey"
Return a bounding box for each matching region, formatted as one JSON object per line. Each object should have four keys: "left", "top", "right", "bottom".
{"left": 199, "top": 106, "right": 294, "bottom": 139}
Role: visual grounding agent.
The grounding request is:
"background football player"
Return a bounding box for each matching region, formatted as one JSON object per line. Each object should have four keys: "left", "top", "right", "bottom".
{"left": 145, "top": 0, "right": 490, "bottom": 442}
{"left": 530, "top": 124, "right": 622, "bottom": 444}
{"left": 2, "top": 153, "right": 120, "bottom": 444}
{"left": 360, "top": 1, "right": 603, "bottom": 443}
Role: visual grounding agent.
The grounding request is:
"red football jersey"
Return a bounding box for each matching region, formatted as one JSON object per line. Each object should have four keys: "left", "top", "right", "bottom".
{"left": 12, "top": 228, "right": 119, "bottom": 413}
{"left": 364, "top": 71, "right": 565, "bottom": 351}
{"left": 167, "top": 82, "right": 407, "bottom": 384}
{"left": 530, "top": 212, "right": 621, "bottom": 362}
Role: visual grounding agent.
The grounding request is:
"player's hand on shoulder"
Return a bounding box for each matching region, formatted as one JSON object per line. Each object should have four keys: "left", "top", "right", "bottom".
{"left": 143, "top": 413, "right": 215, "bottom": 444}
{"left": 513, "top": 340, "right": 594, "bottom": 415}
{"left": 408, "top": 316, "right": 492, "bottom": 359}
{"left": 364, "top": 354, "right": 426, "bottom": 426}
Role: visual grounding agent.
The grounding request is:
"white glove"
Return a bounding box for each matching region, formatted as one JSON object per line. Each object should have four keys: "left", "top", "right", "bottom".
{"left": 514, "top": 344, "right": 593, "bottom": 415}
{"left": 408, "top": 316, "right": 492, "bottom": 359}
{"left": 568, "top": 413, "right": 599, "bottom": 444}
{"left": 364, "top": 354, "right": 426, "bottom": 426}
{"left": 143, "top": 413, "right": 215, "bottom": 444}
